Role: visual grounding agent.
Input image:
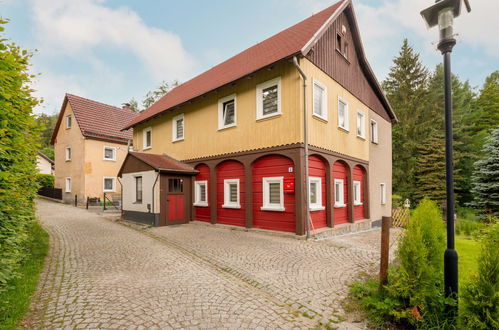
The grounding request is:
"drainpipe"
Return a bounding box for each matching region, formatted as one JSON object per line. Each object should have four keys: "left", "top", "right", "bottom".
{"left": 152, "top": 171, "right": 160, "bottom": 225}
{"left": 293, "top": 56, "right": 311, "bottom": 240}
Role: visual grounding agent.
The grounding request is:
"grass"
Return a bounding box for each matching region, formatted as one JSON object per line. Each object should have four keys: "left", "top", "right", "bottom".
{"left": 0, "top": 221, "right": 49, "bottom": 329}
{"left": 455, "top": 234, "right": 480, "bottom": 284}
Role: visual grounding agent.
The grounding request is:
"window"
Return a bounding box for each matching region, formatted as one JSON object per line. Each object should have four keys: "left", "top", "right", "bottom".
{"left": 143, "top": 127, "right": 152, "bottom": 150}
{"left": 65, "top": 147, "right": 71, "bottom": 161}
{"left": 103, "top": 146, "right": 116, "bottom": 161}
{"left": 135, "top": 176, "right": 143, "bottom": 203}
{"left": 357, "top": 111, "right": 365, "bottom": 138}
{"left": 168, "top": 178, "right": 183, "bottom": 193}
{"left": 262, "top": 177, "right": 284, "bottom": 211}
{"left": 65, "top": 177, "right": 71, "bottom": 193}
{"left": 313, "top": 79, "right": 328, "bottom": 120}
{"left": 380, "top": 183, "right": 386, "bottom": 205}
{"left": 343, "top": 41, "right": 349, "bottom": 59}
{"left": 338, "top": 97, "right": 349, "bottom": 130}
{"left": 353, "top": 181, "right": 362, "bottom": 205}
{"left": 309, "top": 177, "right": 325, "bottom": 211}
{"left": 194, "top": 181, "right": 208, "bottom": 206}
{"left": 336, "top": 33, "right": 342, "bottom": 52}
{"left": 371, "top": 119, "right": 379, "bottom": 143}
{"left": 223, "top": 179, "right": 240, "bottom": 208}
{"left": 172, "top": 114, "right": 184, "bottom": 141}
{"left": 66, "top": 115, "right": 72, "bottom": 129}
{"left": 334, "top": 179, "right": 346, "bottom": 207}
{"left": 256, "top": 77, "right": 281, "bottom": 120}
{"left": 103, "top": 177, "right": 116, "bottom": 192}
{"left": 218, "top": 94, "right": 237, "bottom": 129}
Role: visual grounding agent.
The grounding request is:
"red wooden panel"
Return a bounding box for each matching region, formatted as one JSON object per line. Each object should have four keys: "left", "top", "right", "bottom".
{"left": 333, "top": 161, "right": 348, "bottom": 225}
{"left": 216, "top": 160, "right": 245, "bottom": 227}
{"left": 194, "top": 164, "right": 211, "bottom": 222}
{"left": 168, "top": 195, "right": 184, "bottom": 221}
{"left": 252, "top": 155, "right": 295, "bottom": 232}
{"left": 309, "top": 155, "right": 327, "bottom": 230}
{"left": 353, "top": 165, "right": 365, "bottom": 221}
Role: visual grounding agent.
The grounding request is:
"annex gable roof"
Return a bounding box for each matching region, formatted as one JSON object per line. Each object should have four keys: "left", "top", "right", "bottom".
{"left": 118, "top": 152, "right": 198, "bottom": 177}
{"left": 51, "top": 94, "right": 139, "bottom": 145}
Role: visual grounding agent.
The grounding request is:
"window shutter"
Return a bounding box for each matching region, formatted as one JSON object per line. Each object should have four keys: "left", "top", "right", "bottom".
{"left": 269, "top": 182, "right": 281, "bottom": 204}
{"left": 229, "top": 183, "right": 238, "bottom": 203}
{"left": 176, "top": 118, "right": 184, "bottom": 139}
{"left": 310, "top": 182, "right": 317, "bottom": 204}
{"left": 262, "top": 85, "right": 278, "bottom": 115}
{"left": 200, "top": 184, "right": 206, "bottom": 202}
{"left": 223, "top": 100, "right": 235, "bottom": 126}
{"left": 313, "top": 84, "right": 323, "bottom": 116}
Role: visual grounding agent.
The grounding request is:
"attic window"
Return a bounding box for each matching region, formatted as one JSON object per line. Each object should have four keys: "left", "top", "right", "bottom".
{"left": 336, "top": 32, "right": 349, "bottom": 60}
{"left": 66, "top": 115, "right": 72, "bottom": 129}
{"left": 336, "top": 33, "right": 342, "bottom": 52}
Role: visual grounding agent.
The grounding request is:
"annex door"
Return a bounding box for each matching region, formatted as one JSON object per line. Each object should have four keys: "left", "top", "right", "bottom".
{"left": 166, "top": 177, "right": 186, "bottom": 223}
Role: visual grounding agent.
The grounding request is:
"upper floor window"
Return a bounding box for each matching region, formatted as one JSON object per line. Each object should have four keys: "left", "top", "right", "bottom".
{"left": 103, "top": 177, "right": 116, "bottom": 192}
{"left": 143, "top": 127, "right": 152, "bottom": 150}
{"left": 223, "top": 179, "right": 240, "bottom": 209}
{"left": 357, "top": 111, "right": 365, "bottom": 139}
{"left": 380, "top": 183, "right": 386, "bottom": 205}
{"left": 172, "top": 114, "right": 184, "bottom": 142}
{"left": 309, "top": 177, "right": 325, "bottom": 211}
{"left": 66, "top": 115, "right": 72, "bottom": 129}
{"left": 370, "top": 119, "right": 379, "bottom": 144}
{"left": 103, "top": 146, "right": 116, "bottom": 161}
{"left": 261, "top": 176, "right": 284, "bottom": 211}
{"left": 218, "top": 94, "right": 237, "bottom": 130}
{"left": 338, "top": 97, "right": 349, "bottom": 131}
{"left": 65, "top": 147, "right": 71, "bottom": 161}
{"left": 194, "top": 180, "right": 208, "bottom": 207}
{"left": 256, "top": 77, "right": 281, "bottom": 120}
{"left": 313, "top": 79, "right": 328, "bottom": 120}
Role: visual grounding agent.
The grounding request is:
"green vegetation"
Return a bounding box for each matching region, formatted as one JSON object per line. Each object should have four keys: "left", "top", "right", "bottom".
{"left": 128, "top": 80, "right": 179, "bottom": 113}
{"left": 0, "top": 221, "right": 48, "bottom": 329}
{"left": 35, "top": 113, "right": 58, "bottom": 160}
{"left": 456, "top": 236, "right": 480, "bottom": 283}
{"left": 35, "top": 174, "right": 54, "bottom": 188}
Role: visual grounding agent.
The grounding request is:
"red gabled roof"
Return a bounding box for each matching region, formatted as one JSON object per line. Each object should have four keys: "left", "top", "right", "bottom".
{"left": 128, "top": 152, "right": 197, "bottom": 173}
{"left": 51, "top": 94, "right": 139, "bottom": 145}
{"left": 124, "top": 0, "right": 346, "bottom": 129}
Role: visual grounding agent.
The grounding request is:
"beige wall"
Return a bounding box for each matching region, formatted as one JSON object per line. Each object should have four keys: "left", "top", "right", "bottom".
{"left": 368, "top": 110, "right": 392, "bottom": 221}
{"left": 122, "top": 170, "right": 160, "bottom": 213}
{"left": 37, "top": 156, "right": 53, "bottom": 175}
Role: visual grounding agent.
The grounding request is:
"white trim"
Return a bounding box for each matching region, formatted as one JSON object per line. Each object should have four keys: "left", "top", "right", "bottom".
{"left": 65, "top": 114, "right": 72, "bottom": 129}
{"left": 312, "top": 78, "right": 328, "bottom": 121}
{"left": 172, "top": 114, "right": 184, "bottom": 142}
{"left": 261, "top": 176, "right": 285, "bottom": 211}
{"left": 337, "top": 96, "right": 349, "bottom": 131}
{"left": 353, "top": 180, "right": 363, "bottom": 205}
{"left": 103, "top": 177, "right": 116, "bottom": 193}
{"left": 218, "top": 94, "right": 237, "bottom": 130}
{"left": 256, "top": 77, "right": 282, "bottom": 120}
{"left": 334, "top": 179, "right": 346, "bottom": 208}
{"left": 143, "top": 127, "right": 152, "bottom": 150}
{"left": 103, "top": 146, "right": 117, "bottom": 161}
{"left": 380, "top": 183, "right": 386, "bottom": 205}
{"left": 222, "top": 179, "right": 240, "bottom": 209}
{"left": 65, "top": 147, "right": 71, "bottom": 161}
{"left": 194, "top": 180, "right": 208, "bottom": 207}
{"left": 356, "top": 110, "right": 366, "bottom": 139}
{"left": 370, "top": 119, "right": 379, "bottom": 144}
{"left": 65, "top": 177, "right": 71, "bottom": 193}
{"left": 309, "top": 177, "right": 325, "bottom": 211}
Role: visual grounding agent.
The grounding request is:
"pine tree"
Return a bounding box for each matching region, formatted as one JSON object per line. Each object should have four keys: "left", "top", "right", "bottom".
{"left": 475, "top": 71, "right": 499, "bottom": 134}
{"left": 470, "top": 128, "right": 499, "bottom": 218}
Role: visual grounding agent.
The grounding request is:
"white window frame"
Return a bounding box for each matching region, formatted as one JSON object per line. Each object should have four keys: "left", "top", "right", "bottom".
{"left": 143, "top": 127, "right": 152, "bottom": 150}
{"left": 256, "top": 77, "right": 282, "bottom": 120}
{"left": 371, "top": 119, "right": 379, "bottom": 144}
{"left": 103, "top": 177, "right": 116, "bottom": 193}
{"left": 338, "top": 96, "right": 349, "bottom": 131}
{"left": 172, "top": 114, "right": 184, "bottom": 142}
{"left": 357, "top": 110, "right": 366, "bottom": 139}
{"left": 380, "top": 183, "right": 386, "bottom": 205}
{"left": 103, "top": 146, "right": 116, "bottom": 161}
{"left": 65, "top": 177, "right": 71, "bottom": 193}
{"left": 218, "top": 94, "right": 237, "bottom": 130}
{"left": 353, "top": 180, "right": 363, "bottom": 205}
{"left": 194, "top": 180, "right": 208, "bottom": 207}
{"left": 222, "top": 179, "right": 240, "bottom": 209}
{"left": 261, "top": 176, "right": 285, "bottom": 211}
{"left": 334, "top": 179, "right": 346, "bottom": 208}
{"left": 65, "top": 147, "right": 71, "bottom": 161}
{"left": 312, "top": 78, "right": 328, "bottom": 121}
{"left": 309, "top": 177, "right": 325, "bottom": 211}
{"left": 66, "top": 115, "right": 72, "bottom": 129}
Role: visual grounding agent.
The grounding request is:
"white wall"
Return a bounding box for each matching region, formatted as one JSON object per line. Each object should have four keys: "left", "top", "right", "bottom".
{"left": 122, "top": 170, "right": 160, "bottom": 213}
{"left": 37, "top": 156, "right": 53, "bottom": 175}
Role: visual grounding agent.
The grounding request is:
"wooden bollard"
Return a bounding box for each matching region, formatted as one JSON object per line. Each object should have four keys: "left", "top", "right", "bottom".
{"left": 380, "top": 216, "right": 391, "bottom": 285}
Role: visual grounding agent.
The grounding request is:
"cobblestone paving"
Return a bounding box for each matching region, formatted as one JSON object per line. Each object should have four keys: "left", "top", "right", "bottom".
{"left": 28, "top": 200, "right": 316, "bottom": 329}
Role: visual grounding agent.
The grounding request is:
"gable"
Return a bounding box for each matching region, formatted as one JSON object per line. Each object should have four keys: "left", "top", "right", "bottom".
{"left": 51, "top": 101, "right": 84, "bottom": 145}
{"left": 119, "top": 153, "right": 155, "bottom": 176}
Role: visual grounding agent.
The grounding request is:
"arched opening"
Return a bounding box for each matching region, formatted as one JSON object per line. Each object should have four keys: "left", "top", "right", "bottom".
{"left": 308, "top": 155, "right": 327, "bottom": 230}
{"left": 353, "top": 165, "right": 366, "bottom": 221}
{"left": 332, "top": 160, "right": 349, "bottom": 225}
{"left": 216, "top": 160, "right": 245, "bottom": 227}
{"left": 193, "top": 164, "right": 210, "bottom": 222}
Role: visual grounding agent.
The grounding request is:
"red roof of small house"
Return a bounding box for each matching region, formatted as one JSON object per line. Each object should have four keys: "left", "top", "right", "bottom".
{"left": 127, "top": 152, "right": 197, "bottom": 173}
{"left": 51, "top": 94, "right": 139, "bottom": 145}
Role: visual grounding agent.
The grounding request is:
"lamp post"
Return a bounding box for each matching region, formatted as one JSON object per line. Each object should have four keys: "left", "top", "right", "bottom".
{"left": 420, "top": 0, "right": 471, "bottom": 316}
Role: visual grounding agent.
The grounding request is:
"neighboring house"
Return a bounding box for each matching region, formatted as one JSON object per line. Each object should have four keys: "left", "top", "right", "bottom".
{"left": 51, "top": 94, "right": 138, "bottom": 205}
{"left": 37, "top": 152, "right": 54, "bottom": 175}
{"left": 119, "top": 0, "right": 397, "bottom": 235}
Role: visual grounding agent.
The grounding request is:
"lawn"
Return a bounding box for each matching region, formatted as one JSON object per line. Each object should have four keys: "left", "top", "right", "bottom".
{"left": 0, "top": 221, "right": 49, "bottom": 329}
{"left": 455, "top": 234, "right": 480, "bottom": 284}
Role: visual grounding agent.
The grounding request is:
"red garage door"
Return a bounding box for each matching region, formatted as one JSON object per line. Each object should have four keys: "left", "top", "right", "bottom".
{"left": 252, "top": 155, "right": 295, "bottom": 232}
{"left": 353, "top": 165, "right": 366, "bottom": 221}
{"left": 309, "top": 155, "right": 327, "bottom": 230}
{"left": 333, "top": 161, "right": 349, "bottom": 225}
{"left": 217, "top": 160, "right": 245, "bottom": 227}
{"left": 194, "top": 164, "right": 210, "bottom": 222}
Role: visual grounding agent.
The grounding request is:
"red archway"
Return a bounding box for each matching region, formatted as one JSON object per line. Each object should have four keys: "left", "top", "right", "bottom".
{"left": 309, "top": 155, "right": 327, "bottom": 230}
{"left": 216, "top": 160, "right": 245, "bottom": 227}
{"left": 353, "top": 165, "right": 366, "bottom": 221}
{"left": 333, "top": 161, "right": 349, "bottom": 225}
{"left": 194, "top": 164, "right": 210, "bottom": 222}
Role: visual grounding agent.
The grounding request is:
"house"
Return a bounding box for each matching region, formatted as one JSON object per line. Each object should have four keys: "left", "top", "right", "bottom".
{"left": 51, "top": 94, "right": 138, "bottom": 205}
{"left": 119, "top": 0, "right": 397, "bottom": 235}
{"left": 37, "top": 152, "right": 54, "bottom": 175}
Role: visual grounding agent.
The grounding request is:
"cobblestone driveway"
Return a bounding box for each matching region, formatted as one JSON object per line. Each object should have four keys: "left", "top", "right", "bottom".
{"left": 28, "top": 199, "right": 399, "bottom": 329}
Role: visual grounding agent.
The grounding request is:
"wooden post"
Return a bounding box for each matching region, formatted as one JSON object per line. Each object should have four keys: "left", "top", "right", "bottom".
{"left": 103, "top": 193, "right": 107, "bottom": 211}
{"left": 74, "top": 195, "right": 77, "bottom": 207}
{"left": 380, "top": 216, "right": 391, "bottom": 285}
{"left": 86, "top": 197, "right": 89, "bottom": 209}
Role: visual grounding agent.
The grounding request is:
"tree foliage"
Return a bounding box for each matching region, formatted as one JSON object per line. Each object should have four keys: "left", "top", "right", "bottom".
{"left": 34, "top": 113, "right": 57, "bottom": 159}
{"left": 475, "top": 71, "right": 499, "bottom": 134}
{"left": 128, "top": 80, "right": 179, "bottom": 113}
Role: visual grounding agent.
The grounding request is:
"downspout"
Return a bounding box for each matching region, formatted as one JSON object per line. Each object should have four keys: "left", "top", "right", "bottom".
{"left": 151, "top": 171, "right": 160, "bottom": 225}
{"left": 293, "top": 56, "right": 311, "bottom": 240}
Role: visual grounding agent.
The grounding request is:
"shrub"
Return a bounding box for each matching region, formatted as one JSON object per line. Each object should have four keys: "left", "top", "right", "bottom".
{"left": 392, "top": 194, "right": 403, "bottom": 208}
{"left": 459, "top": 222, "right": 499, "bottom": 329}
{"left": 35, "top": 174, "right": 54, "bottom": 188}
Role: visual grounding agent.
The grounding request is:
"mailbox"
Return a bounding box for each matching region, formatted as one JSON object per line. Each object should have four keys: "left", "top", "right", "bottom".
{"left": 284, "top": 177, "right": 295, "bottom": 193}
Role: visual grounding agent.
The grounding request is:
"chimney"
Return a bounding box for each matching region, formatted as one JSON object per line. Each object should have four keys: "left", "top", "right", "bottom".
{"left": 122, "top": 103, "right": 131, "bottom": 111}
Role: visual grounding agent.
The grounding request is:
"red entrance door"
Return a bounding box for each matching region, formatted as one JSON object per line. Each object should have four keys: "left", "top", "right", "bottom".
{"left": 167, "top": 178, "right": 185, "bottom": 222}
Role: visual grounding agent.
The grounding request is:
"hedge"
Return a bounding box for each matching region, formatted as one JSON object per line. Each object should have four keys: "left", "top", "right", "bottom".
{"left": 36, "top": 174, "right": 54, "bottom": 188}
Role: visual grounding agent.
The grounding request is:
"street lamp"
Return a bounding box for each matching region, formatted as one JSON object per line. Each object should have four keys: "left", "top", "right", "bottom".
{"left": 420, "top": 0, "right": 471, "bottom": 316}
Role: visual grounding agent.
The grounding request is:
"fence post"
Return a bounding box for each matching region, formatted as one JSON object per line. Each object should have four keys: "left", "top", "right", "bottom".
{"left": 380, "top": 216, "right": 391, "bottom": 285}
{"left": 86, "top": 197, "right": 89, "bottom": 209}
{"left": 74, "top": 195, "right": 77, "bottom": 207}
{"left": 103, "top": 193, "right": 106, "bottom": 211}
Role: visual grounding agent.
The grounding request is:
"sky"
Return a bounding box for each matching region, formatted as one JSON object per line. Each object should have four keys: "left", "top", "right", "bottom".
{"left": 1, "top": 0, "right": 498, "bottom": 115}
